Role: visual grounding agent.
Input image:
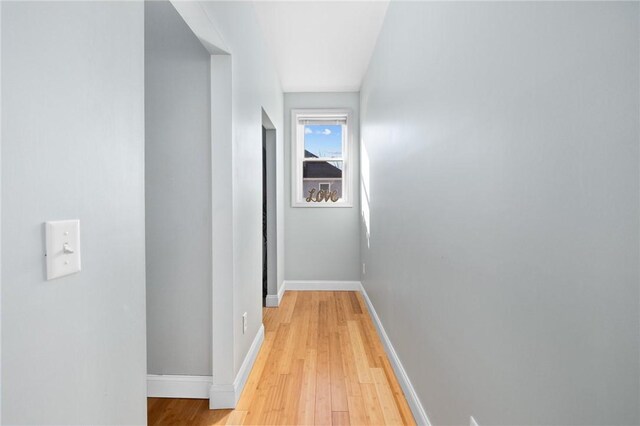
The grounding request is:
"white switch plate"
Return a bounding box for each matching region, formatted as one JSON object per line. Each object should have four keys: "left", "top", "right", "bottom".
{"left": 242, "top": 312, "right": 248, "bottom": 334}
{"left": 45, "top": 220, "right": 81, "bottom": 280}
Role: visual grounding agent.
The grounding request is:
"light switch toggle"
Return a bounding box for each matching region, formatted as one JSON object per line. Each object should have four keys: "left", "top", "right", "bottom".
{"left": 45, "top": 220, "right": 81, "bottom": 280}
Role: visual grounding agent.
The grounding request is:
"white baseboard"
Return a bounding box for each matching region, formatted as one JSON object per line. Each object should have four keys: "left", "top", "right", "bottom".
{"left": 147, "top": 374, "right": 212, "bottom": 399}
{"left": 283, "top": 280, "right": 361, "bottom": 291}
{"left": 358, "top": 283, "right": 432, "bottom": 426}
{"left": 209, "top": 324, "right": 265, "bottom": 409}
{"left": 265, "top": 283, "right": 285, "bottom": 307}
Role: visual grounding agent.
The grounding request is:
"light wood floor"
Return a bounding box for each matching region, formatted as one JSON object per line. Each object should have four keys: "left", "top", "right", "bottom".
{"left": 148, "top": 291, "right": 415, "bottom": 425}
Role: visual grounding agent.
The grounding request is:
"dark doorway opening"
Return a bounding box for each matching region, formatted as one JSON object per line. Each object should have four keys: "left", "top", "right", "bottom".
{"left": 261, "top": 108, "right": 277, "bottom": 307}
{"left": 262, "top": 126, "right": 268, "bottom": 305}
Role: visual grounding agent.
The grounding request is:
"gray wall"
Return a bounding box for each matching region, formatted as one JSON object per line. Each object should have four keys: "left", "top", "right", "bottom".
{"left": 0, "top": 2, "right": 3, "bottom": 420}
{"left": 284, "top": 92, "right": 361, "bottom": 282}
{"left": 145, "top": 1, "right": 212, "bottom": 376}
{"left": 360, "top": 2, "right": 639, "bottom": 425}
{"left": 198, "top": 2, "right": 284, "bottom": 375}
{"left": 1, "top": 2, "right": 147, "bottom": 424}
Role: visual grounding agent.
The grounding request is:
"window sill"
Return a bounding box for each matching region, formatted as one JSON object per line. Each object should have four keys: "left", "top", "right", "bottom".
{"left": 292, "top": 201, "right": 353, "bottom": 208}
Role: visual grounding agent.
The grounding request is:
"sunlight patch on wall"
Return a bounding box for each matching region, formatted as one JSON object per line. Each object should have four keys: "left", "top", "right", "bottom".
{"left": 361, "top": 141, "right": 371, "bottom": 247}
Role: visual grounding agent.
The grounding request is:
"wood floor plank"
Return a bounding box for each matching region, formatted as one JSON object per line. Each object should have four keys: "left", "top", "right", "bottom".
{"left": 257, "top": 372, "right": 286, "bottom": 424}
{"left": 361, "top": 382, "right": 386, "bottom": 426}
{"left": 332, "top": 411, "right": 351, "bottom": 426}
{"left": 241, "top": 390, "right": 267, "bottom": 426}
{"left": 297, "top": 349, "right": 317, "bottom": 425}
{"left": 195, "top": 405, "right": 232, "bottom": 426}
{"left": 348, "top": 292, "right": 363, "bottom": 315}
{"left": 346, "top": 395, "right": 368, "bottom": 426}
{"left": 280, "top": 359, "right": 305, "bottom": 425}
{"left": 257, "top": 323, "right": 290, "bottom": 394}
{"left": 333, "top": 292, "right": 347, "bottom": 326}
{"left": 338, "top": 325, "right": 363, "bottom": 398}
{"left": 372, "top": 368, "right": 404, "bottom": 426}
{"left": 147, "top": 291, "right": 415, "bottom": 425}
{"left": 306, "top": 292, "right": 320, "bottom": 350}
{"left": 294, "top": 293, "right": 313, "bottom": 362}
{"left": 262, "top": 307, "right": 278, "bottom": 332}
{"left": 329, "top": 331, "right": 349, "bottom": 412}
{"left": 315, "top": 315, "right": 332, "bottom": 425}
{"left": 278, "top": 304, "right": 301, "bottom": 374}
{"left": 280, "top": 291, "right": 298, "bottom": 324}
{"left": 146, "top": 398, "right": 164, "bottom": 426}
{"left": 235, "top": 331, "right": 276, "bottom": 411}
{"left": 340, "top": 292, "right": 356, "bottom": 320}
{"left": 152, "top": 398, "right": 198, "bottom": 426}
{"left": 378, "top": 355, "right": 417, "bottom": 426}
{"left": 356, "top": 315, "right": 382, "bottom": 369}
{"left": 225, "top": 410, "right": 247, "bottom": 425}
{"left": 244, "top": 323, "right": 289, "bottom": 424}
{"left": 347, "top": 320, "right": 373, "bottom": 384}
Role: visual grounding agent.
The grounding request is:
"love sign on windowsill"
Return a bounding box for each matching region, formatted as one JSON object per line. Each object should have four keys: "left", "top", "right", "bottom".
{"left": 306, "top": 188, "right": 339, "bottom": 203}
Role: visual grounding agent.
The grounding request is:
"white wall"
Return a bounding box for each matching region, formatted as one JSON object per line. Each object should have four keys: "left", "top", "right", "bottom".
{"left": 284, "top": 92, "right": 361, "bottom": 282}
{"left": 199, "top": 1, "right": 284, "bottom": 376}
{"left": 145, "top": 1, "right": 212, "bottom": 377}
{"left": 360, "top": 2, "right": 639, "bottom": 424}
{"left": 1, "top": 2, "right": 146, "bottom": 424}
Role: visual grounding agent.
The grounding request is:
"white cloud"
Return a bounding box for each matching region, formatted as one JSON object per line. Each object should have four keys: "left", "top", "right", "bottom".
{"left": 317, "top": 128, "right": 332, "bottom": 135}
{"left": 304, "top": 127, "right": 313, "bottom": 134}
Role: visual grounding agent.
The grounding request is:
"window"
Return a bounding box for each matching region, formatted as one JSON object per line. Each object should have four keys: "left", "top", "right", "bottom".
{"left": 291, "top": 109, "right": 352, "bottom": 207}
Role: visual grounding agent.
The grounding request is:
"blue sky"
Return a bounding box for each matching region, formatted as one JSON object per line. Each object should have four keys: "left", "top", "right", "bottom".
{"left": 304, "top": 125, "right": 342, "bottom": 158}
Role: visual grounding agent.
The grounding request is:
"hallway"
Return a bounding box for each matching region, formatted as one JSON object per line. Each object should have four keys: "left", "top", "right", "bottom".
{"left": 2, "top": 1, "right": 639, "bottom": 424}
{"left": 147, "top": 291, "right": 415, "bottom": 425}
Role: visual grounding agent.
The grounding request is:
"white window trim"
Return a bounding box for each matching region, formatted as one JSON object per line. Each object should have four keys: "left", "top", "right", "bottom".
{"left": 291, "top": 109, "right": 353, "bottom": 208}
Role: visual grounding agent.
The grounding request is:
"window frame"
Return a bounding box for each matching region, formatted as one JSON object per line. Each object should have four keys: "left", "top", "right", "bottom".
{"left": 291, "top": 109, "right": 353, "bottom": 208}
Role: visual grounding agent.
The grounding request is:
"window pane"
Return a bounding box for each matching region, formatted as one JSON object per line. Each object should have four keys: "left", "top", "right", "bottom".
{"left": 302, "top": 160, "right": 343, "bottom": 202}
{"left": 304, "top": 124, "right": 342, "bottom": 158}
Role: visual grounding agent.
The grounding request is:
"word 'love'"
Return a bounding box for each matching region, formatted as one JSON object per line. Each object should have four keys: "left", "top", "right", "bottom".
{"left": 306, "top": 188, "right": 339, "bottom": 203}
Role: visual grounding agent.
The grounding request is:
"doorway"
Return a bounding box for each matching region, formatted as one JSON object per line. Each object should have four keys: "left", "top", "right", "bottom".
{"left": 262, "top": 109, "right": 277, "bottom": 307}
{"left": 262, "top": 125, "right": 268, "bottom": 303}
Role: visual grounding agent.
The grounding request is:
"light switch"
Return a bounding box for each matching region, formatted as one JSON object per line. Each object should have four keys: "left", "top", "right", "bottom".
{"left": 45, "top": 220, "right": 81, "bottom": 280}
